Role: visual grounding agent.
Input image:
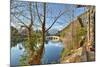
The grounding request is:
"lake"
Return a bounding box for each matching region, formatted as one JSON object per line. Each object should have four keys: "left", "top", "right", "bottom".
{"left": 11, "top": 40, "right": 64, "bottom": 66}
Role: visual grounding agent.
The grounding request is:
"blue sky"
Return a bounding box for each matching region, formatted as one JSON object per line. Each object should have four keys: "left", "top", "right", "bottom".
{"left": 11, "top": 2, "right": 87, "bottom": 31}
{"left": 44, "top": 3, "right": 87, "bottom": 31}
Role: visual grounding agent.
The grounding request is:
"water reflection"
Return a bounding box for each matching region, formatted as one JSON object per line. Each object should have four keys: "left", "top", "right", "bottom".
{"left": 42, "top": 41, "right": 63, "bottom": 64}
{"left": 11, "top": 43, "right": 25, "bottom": 66}
{"left": 11, "top": 40, "right": 63, "bottom": 66}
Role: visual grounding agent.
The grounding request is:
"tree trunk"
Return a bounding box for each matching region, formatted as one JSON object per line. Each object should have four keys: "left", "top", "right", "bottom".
{"left": 27, "top": 27, "right": 34, "bottom": 65}
{"left": 35, "top": 3, "right": 46, "bottom": 64}
{"left": 28, "top": 3, "right": 46, "bottom": 65}
{"left": 27, "top": 27, "right": 41, "bottom": 65}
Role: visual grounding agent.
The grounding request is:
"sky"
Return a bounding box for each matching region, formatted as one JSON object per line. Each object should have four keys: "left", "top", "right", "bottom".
{"left": 45, "top": 3, "right": 87, "bottom": 31}
{"left": 11, "top": 1, "right": 87, "bottom": 31}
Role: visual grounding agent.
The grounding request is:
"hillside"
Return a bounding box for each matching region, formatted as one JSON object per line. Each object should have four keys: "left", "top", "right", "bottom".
{"left": 60, "top": 6, "right": 95, "bottom": 63}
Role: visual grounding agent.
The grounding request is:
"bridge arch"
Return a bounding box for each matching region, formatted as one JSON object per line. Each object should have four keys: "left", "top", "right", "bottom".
{"left": 46, "top": 36, "right": 60, "bottom": 41}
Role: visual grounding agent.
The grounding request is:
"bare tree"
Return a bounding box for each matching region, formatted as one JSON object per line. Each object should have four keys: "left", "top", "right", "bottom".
{"left": 35, "top": 3, "right": 73, "bottom": 64}
{"left": 11, "top": 1, "right": 80, "bottom": 65}
{"left": 11, "top": 1, "right": 38, "bottom": 64}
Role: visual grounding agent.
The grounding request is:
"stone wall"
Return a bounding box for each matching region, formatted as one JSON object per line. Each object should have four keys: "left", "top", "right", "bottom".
{"left": 60, "top": 6, "right": 95, "bottom": 63}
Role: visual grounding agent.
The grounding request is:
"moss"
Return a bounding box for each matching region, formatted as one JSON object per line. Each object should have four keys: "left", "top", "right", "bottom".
{"left": 60, "top": 22, "right": 87, "bottom": 61}
{"left": 61, "top": 48, "right": 71, "bottom": 59}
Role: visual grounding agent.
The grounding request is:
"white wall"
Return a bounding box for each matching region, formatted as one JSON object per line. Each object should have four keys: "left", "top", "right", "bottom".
{"left": 0, "top": 0, "right": 99, "bottom": 67}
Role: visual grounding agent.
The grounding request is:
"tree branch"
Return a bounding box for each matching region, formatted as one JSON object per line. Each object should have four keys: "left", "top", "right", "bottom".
{"left": 29, "top": 2, "right": 34, "bottom": 27}
{"left": 13, "top": 14, "right": 29, "bottom": 28}
{"left": 11, "top": 7, "right": 31, "bottom": 20}
{"left": 11, "top": 5, "right": 26, "bottom": 9}
{"left": 45, "top": 10, "right": 67, "bottom": 32}
{"left": 35, "top": 3, "right": 43, "bottom": 24}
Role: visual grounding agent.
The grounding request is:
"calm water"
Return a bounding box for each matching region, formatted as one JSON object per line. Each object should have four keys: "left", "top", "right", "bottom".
{"left": 11, "top": 41, "right": 63, "bottom": 66}
{"left": 11, "top": 43, "right": 25, "bottom": 66}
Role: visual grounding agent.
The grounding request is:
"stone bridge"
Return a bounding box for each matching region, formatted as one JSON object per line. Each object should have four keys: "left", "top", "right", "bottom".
{"left": 46, "top": 36, "right": 60, "bottom": 41}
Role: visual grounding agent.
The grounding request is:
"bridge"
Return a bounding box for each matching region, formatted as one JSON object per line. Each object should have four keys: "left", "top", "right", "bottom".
{"left": 46, "top": 36, "right": 60, "bottom": 41}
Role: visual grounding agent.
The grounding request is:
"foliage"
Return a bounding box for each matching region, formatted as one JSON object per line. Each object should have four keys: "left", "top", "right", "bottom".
{"left": 11, "top": 26, "right": 43, "bottom": 65}
{"left": 60, "top": 21, "right": 87, "bottom": 60}
{"left": 61, "top": 48, "right": 75, "bottom": 60}
{"left": 11, "top": 26, "right": 21, "bottom": 47}
{"left": 61, "top": 48, "right": 70, "bottom": 59}
{"left": 20, "top": 52, "right": 29, "bottom": 66}
{"left": 73, "top": 27, "right": 86, "bottom": 48}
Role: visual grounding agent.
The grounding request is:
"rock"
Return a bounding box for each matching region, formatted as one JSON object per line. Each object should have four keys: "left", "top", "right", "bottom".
{"left": 60, "top": 47, "right": 89, "bottom": 63}
{"left": 87, "top": 51, "right": 95, "bottom": 61}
